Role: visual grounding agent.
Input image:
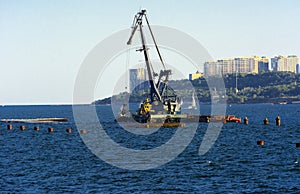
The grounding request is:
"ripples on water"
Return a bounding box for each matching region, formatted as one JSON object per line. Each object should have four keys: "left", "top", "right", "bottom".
{"left": 0, "top": 104, "right": 300, "bottom": 193}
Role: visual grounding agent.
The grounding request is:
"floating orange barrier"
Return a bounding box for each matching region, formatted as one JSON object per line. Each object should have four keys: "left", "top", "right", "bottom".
{"left": 80, "top": 129, "right": 87, "bottom": 134}
{"left": 48, "top": 127, "right": 54, "bottom": 132}
{"left": 296, "top": 143, "right": 300, "bottom": 148}
{"left": 20, "top": 125, "right": 25, "bottom": 131}
{"left": 126, "top": 122, "right": 184, "bottom": 128}
{"left": 66, "top": 128, "right": 72, "bottom": 133}
{"left": 225, "top": 115, "right": 241, "bottom": 123}
{"left": 34, "top": 126, "right": 40, "bottom": 131}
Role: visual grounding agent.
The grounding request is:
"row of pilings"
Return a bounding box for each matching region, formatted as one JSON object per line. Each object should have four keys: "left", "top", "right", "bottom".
{"left": 6, "top": 124, "right": 87, "bottom": 134}
{"left": 243, "top": 116, "right": 281, "bottom": 126}
{"left": 256, "top": 140, "right": 300, "bottom": 148}
{"left": 241, "top": 116, "right": 299, "bottom": 148}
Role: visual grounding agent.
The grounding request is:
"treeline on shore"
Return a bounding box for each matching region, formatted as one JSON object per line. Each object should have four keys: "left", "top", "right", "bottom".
{"left": 93, "top": 72, "right": 300, "bottom": 105}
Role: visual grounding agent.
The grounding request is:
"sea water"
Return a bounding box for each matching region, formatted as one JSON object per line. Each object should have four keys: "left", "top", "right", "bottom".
{"left": 0, "top": 104, "right": 300, "bottom": 193}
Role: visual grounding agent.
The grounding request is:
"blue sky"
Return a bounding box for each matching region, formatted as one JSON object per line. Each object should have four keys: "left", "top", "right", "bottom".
{"left": 1, "top": 0, "right": 300, "bottom": 105}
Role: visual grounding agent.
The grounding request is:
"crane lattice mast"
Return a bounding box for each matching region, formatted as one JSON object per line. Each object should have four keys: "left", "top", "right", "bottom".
{"left": 127, "top": 9, "right": 172, "bottom": 103}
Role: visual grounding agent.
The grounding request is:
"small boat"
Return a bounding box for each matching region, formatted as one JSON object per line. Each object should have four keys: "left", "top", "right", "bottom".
{"left": 188, "top": 92, "right": 197, "bottom": 109}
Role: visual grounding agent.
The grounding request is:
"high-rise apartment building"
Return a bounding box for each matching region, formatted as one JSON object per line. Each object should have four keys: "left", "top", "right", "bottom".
{"left": 258, "top": 56, "right": 269, "bottom": 72}
{"left": 129, "top": 68, "right": 147, "bottom": 92}
{"left": 204, "top": 56, "right": 268, "bottom": 76}
{"left": 287, "top": 55, "right": 299, "bottom": 72}
{"left": 221, "top": 58, "right": 235, "bottom": 74}
{"left": 271, "top": 55, "right": 299, "bottom": 72}
{"left": 296, "top": 64, "right": 300, "bottom": 74}
{"left": 203, "top": 60, "right": 219, "bottom": 76}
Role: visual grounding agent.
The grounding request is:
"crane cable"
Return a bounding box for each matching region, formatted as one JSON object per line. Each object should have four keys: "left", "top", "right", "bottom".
{"left": 145, "top": 14, "right": 167, "bottom": 70}
{"left": 125, "top": 43, "right": 132, "bottom": 93}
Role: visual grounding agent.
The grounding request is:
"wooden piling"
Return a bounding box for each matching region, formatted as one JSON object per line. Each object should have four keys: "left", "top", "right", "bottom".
{"left": 276, "top": 116, "right": 280, "bottom": 126}
{"left": 264, "top": 118, "right": 269, "bottom": 125}
{"left": 257, "top": 140, "right": 264, "bottom": 146}
{"left": 244, "top": 117, "right": 248, "bottom": 125}
{"left": 206, "top": 117, "right": 210, "bottom": 123}
{"left": 7, "top": 124, "right": 12, "bottom": 130}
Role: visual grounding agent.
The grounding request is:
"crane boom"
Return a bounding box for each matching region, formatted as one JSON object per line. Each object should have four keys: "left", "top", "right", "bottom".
{"left": 127, "top": 25, "right": 138, "bottom": 45}
{"left": 138, "top": 21, "right": 162, "bottom": 102}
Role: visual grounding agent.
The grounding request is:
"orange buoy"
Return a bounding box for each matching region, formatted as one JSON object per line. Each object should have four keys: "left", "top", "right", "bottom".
{"left": 264, "top": 118, "right": 269, "bottom": 125}
{"left": 48, "top": 127, "right": 54, "bottom": 132}
{"left": 296, "top": 143, "right": 300, "bottom": 148}
{"left": 244, "top": 117, "right": 248, "bottom": 125}
{"left": 34, "top": 126, "right": 40, "bottom": 131}
{"left": 20, "top": 125, "right": 25, "bottom": 131}
{"left": 7, "top": 124, "right": 13, "bottom": 130}
{"left": 66, "top": 128, "right": 72, "bottom": 133}
{"left": 80, "top": 129, "right": 87, "bottom": 134}
{"left": 257, "top": 140, "right": 264, "bottom": 146}
{"left": 275, "top": 116, "right": 280, "bottom": 126}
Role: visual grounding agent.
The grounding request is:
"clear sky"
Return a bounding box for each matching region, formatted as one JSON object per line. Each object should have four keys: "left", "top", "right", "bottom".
{"left": 1, "top": 0, "right": 300, "bottom": 105}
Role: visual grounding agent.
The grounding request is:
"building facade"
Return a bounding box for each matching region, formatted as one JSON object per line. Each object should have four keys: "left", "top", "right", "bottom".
{"left": 204, "top": 56, "right": 268, "bottom": 76}
{"left": 271, "top": 55, "right": 299, "bottom": 72}
{"left": 189, "top": 71, "right": 204, "bottom": 80}
{"left": 129, "top": 68, "right": 147, "bottom": 92}
{"left": 258, "top": 56, "right": 269, "bottom": 72}
{"left": 221, "top": 58, "right": 235, "bottom": 74}
{"left": 203, "top": 60, "right": 219, "bottom": 76}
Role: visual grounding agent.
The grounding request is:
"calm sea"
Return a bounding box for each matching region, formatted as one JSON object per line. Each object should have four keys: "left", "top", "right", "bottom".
{"left": 1, "top": 104, "right": 300, "bottom": 193}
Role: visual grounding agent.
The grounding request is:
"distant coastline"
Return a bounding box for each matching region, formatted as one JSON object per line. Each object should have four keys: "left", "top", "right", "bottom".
{"left": 93, "top": 72, "right": 300, "bottom": 105}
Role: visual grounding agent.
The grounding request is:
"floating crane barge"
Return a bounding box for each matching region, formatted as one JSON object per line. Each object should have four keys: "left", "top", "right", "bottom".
{"left": 115, "top": 10, "right": 240, "bottom": 127}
